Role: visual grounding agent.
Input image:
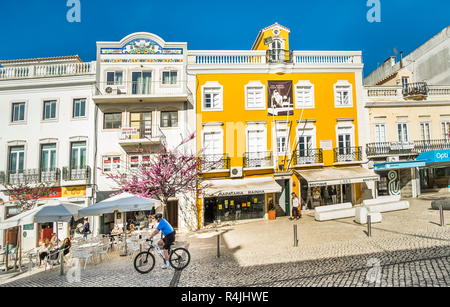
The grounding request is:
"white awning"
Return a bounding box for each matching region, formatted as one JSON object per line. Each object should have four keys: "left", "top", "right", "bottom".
{"left": 294, "top": 166, "right": 379, "bottom": 188}
{"left": 202, "top": 177, "right": 282, "bottom": 197}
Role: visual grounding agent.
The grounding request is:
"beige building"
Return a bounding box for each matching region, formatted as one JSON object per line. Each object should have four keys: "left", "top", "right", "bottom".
{"left": 364, "top": 25, "right": 450, "bottom": 198}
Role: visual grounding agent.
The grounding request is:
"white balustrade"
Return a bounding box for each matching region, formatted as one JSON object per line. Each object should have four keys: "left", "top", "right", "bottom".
{"left": 0, "top": 62, "right": 95, "bottom": 79}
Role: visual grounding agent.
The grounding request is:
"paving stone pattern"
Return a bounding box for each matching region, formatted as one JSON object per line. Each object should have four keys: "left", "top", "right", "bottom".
{"left": 2, "top": 194, "right": 450, "bottom": 287}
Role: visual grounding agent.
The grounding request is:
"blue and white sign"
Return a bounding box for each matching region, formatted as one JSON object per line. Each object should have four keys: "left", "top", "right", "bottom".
{"left": 374, "top": 160, "right": 426, "bottom": 171}
{"left": 416, "top": 150, "right": 450, "bottom": 164}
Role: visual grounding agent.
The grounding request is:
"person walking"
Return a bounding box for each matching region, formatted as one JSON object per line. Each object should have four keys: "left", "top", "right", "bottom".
{"left": 290, "top": 192, "right": 302, "bottom": 220}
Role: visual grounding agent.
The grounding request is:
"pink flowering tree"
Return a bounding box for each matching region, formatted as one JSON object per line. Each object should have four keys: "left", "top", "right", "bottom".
{"left": 102, "top": 132, "right": 221, "bottom": 225}
{"left": 5, "top": 181, "right": 54, "bottom": 212}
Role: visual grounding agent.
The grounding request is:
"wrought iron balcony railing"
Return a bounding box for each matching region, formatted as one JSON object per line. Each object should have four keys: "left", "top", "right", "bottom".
{"left": 62, "top": 166, "right": 91, "bottom": 181}
{"left": 366, "top": 139, "right": 450, "bottom": 157}
{"left": 118, "top": 124, "right": 166, "bottom": 144}
{"left": 198, "top": 154, "right": 230, "bottom": 171}
{"left": 243, "top": 151, "right": 273, "bottom": 168}
{"left": 266, "top": 49, "right": 293, "bottom": 64}
{"left": 0, "top": 168, "right": 61, "bottom": 185}
{"left": 333, "top": 146, "right": 362, "bottom": 163}
{"left": 403, "top": 82, "right": 428, "bottom": 98}
{"left": 293, "top": 148, "right": 323, "bottom": 165}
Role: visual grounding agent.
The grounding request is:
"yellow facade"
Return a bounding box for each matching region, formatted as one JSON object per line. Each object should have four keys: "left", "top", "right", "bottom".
{"left": 192, "top": 23, "right": 366, "bottom": 226}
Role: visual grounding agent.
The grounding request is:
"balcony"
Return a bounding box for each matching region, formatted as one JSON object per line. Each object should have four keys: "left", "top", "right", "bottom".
{"left": 118, "top": 125, "right": 166, "bottom": 146}
{"left": 333, "top": 147, "right": 362, "bottom": 163}
{"left": 266, "top": 49, "right": 293, "bottom": 64}
{"left": 0, "top": 168, "right": 61, "bottom": 185}
{"left": 293, "top": 148, "right": 323, "bottom": 166}
{"left": 403, "top": 82, "right": 428, "bottom": 99}
{"left": 198, "top": 154, "right": 230, "bottom": 171}
{"left": 0, "top": 62, "right": 95, "bottom": 79}
{"left": 62, "top": 166, "right": 91, "bottom": 181}
{"left": 93, "top": 81, "right": 189, "bottom": 103}
{"left": 366, "top": 139, "right": 450, "bottom": 157}
{"left": 243, "top": 151, "right": 273, "bottom": 169}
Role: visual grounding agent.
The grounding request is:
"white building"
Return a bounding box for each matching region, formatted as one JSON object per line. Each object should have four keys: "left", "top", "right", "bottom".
{"left": 0, "top": 56, "right": 96, "bottom": 250}
{"left": 93, "top": 32, "right": 197, "bottom": 233}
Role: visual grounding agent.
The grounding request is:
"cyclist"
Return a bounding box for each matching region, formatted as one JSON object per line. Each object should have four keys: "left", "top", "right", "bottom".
{"left": 147, "top": 213, "right": 175, "bottom": 269}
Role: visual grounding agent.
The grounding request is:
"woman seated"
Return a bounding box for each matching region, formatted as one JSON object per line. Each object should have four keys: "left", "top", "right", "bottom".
{"left": 111, "top": 224, "right": 123, "bottom": 235}
{"left": 51, "top": 232, "right": 61, "bottom": 246}
{"left": 38, "top": 238, "right": 54, "bottom": 268}
{"left": 126, "top": 224, "right": 135, "bottom": 234}
{"left": 59, "top": 237, "right": 72, "bottom": 256}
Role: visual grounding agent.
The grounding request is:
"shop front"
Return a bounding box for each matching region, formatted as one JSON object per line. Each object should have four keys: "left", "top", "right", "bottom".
{"left": 373, "top": 160, "right": 425, "bottom": 198}
{"left": 202, "top": 177, "right": 282, "bottom": 225}
{"left": 294, "top": 166, "right": 380, "bottom": 208}
{"left": 417, "top": 150, "right": 450, "bottom": 192}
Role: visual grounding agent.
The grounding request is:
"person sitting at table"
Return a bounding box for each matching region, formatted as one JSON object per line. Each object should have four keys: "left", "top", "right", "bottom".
{"left": 38, "top": 238, "right": 54, "bottom": 268}
{"left": 126, "top": 224, "right": 135, "bottom": 234}
{"left": 50, "top": 233, "right": 60, "bottom": 245}
{"left": 111, "top": 224, "right": 123, "bottom": 235}
{"left": 59, "top": 237, "right": 72, "bottom": 256}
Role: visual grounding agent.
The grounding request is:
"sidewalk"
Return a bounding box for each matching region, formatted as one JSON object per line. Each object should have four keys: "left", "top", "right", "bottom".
{"left": 1, "top": 193, "right": 450, "bottom": 287}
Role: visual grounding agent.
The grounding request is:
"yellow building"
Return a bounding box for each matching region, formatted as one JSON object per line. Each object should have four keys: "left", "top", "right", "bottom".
{"left": 189, "top": 23, "right": 377, "bottom": 226}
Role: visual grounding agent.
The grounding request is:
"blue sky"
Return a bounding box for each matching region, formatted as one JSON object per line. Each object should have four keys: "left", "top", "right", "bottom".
{"left": 0, "top": 0, "right": 449, "bottom": 78}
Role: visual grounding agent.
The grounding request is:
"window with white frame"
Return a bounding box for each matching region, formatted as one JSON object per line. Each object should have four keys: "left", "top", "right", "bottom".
{"left": 106, "top": 71, "right": 123, "bottom": 86}
{"left": 102, "top": 156, "right": 121, "bottom": 172}
{"left": 374, "top": 124, "right": 387, "bottom": 143}
{"left": 202, "top": 82, "right": 223, "bottom": 111}
{"left": 73, "top": 99, "right": 86, "bottom": 118}
{"left": 129, "top": 154, "right": 150, "bottom": 170}
{"left": 335, "top": 120, "right": 355, "bottom": 162}
{"left": 12, "top": 102, "right": 26, "bottom": 122}
{"left": 203, "top": 132, "right": 223, "bottom": 156}
{"left": 247, "top": 130, "right": 266, "bottom": 153}
{"left": 420, "top": 122, "right": 431, "bottom": 141}
{"left": 276, "top": 129, "right": 288, "bottom": 154}
{"left": 295, "top": 81, "right": 314, "bottom": 109}
{"left": 162, "top": 70, "right": 178, "bottom": 85}
{"left": 245, "top": 81, "right": 265, "bottom": 110}
{"left": 334, "top": 81, "right": 353, "bottom": 107}
{"left": 441, "top": 121, "right": 450, "bottom": 140}
{"left": 397, "top": 123, "right": 409, "bottom": 142}
{"left": 9, "top": 146, "right": 25, "bottom": 172}
{"left": 43, "top": 100, "right": 57, "bottom": 120}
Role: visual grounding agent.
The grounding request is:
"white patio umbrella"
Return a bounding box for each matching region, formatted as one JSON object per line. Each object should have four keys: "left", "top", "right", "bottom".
{"left": 0, "top": 200, "right": 84, "bottom": 230}
{"left": 78, "top": 192, "right": 159, "bottom": 256}
{"left": 0, "top": 200, "right": 84, "bottom": 272}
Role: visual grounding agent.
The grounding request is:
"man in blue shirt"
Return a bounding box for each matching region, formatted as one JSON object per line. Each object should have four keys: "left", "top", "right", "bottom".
{"left": 148, "top": 213, "right": 175, "bottom": 269}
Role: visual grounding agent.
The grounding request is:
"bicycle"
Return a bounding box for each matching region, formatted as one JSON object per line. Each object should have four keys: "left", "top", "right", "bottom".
{"left": 133, "top": 238, "right": 190, "bottom": 273}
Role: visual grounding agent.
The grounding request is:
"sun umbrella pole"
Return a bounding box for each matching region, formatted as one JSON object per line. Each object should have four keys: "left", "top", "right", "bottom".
{"left": 120, "top": 212, "right": 127, "bottom": 257}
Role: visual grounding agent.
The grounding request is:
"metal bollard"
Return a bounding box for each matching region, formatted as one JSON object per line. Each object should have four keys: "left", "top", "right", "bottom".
{"left": 294, "top": 225, "right": 298, "bottom": 247}
{"left": 59, "top": 251, "right": 64, "bottom": 276}
{"left": 367, "top": 214, "right": 372, "bottom": 237}
{"left": 217, "top": 234, "right": 220, "bottom": 258}
{"left": 440, "top": 205, "right": 445, "bottom": 227}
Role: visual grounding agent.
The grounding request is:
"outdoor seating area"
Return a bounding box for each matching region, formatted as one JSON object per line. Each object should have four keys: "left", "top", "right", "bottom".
{"left": 0, "top": 193, "right": 160, "bottom": 273}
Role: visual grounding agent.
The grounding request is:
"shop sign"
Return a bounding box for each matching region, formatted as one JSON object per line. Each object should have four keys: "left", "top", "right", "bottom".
{"left": 388, "top": 170, "right": 400, "bottom": 196}
{"left": 217, "top": 190, "right": 265, "bottom": 196}
{"left": 62, "top": 186, "right": 86, "bottom": 197}
{"left": 417, "top": 150, "right": 450, "bottom": 164}
{"left": 308, "top": 177, "right": 379, "bottom": 187}
{"left": 9, "top": 187, "right": 61, "bottom": 201}
{"left": 389, "top": 141, "right": 414, "bottom": 150}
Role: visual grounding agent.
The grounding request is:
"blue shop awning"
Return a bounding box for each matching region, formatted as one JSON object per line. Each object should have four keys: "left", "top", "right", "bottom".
{"left": 374, "top": 159, "right": 427, "bottom": 171}
{"left": 416, "top": 150, "right": 450, "bottom": 165}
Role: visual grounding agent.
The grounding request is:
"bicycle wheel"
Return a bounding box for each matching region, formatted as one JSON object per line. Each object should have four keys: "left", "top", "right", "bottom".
{"left": 134, "top": 251, "right": 155, "bottom": 274}
{"left": 169, "top": 247, "right": 190, "bottom": 270}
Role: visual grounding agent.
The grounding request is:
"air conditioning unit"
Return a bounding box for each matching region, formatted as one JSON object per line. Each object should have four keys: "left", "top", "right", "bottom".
{"left": 105, "top": 86, "right": 121, "bottom": 95}
{"left": 386, "top": 156, "right": 399, "bottom": 162}
{"left": 230, "top": 166, "right": 243, "bottom": 178}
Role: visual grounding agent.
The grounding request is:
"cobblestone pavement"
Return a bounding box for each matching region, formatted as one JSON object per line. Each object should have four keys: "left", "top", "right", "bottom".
{"left": 2, "top": 193, "right": 450, "bottom": 287}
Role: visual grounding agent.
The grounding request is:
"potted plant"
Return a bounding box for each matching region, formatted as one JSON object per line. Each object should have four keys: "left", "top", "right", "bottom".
{"left": 268, "top": 199, "right": 276, "bottom": 220}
